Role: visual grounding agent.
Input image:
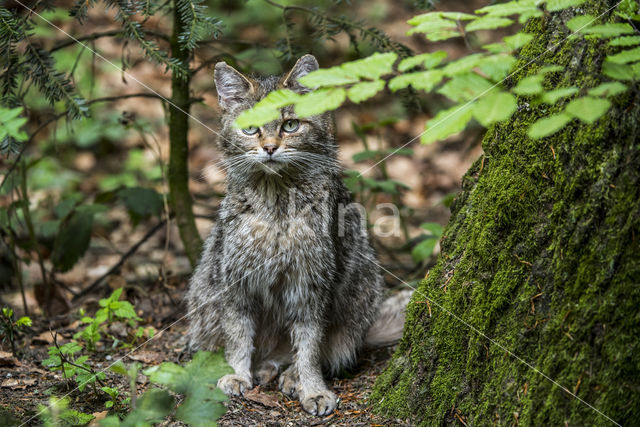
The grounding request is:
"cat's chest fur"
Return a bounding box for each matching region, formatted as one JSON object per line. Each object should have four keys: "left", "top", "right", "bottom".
{"left": 220, "top": 180, "right": 334, "bottom": 306}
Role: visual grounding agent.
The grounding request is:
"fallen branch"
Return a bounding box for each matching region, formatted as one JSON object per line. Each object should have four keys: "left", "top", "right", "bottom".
{"left": 72, "top": 219, "right": 167, "bottom": 302}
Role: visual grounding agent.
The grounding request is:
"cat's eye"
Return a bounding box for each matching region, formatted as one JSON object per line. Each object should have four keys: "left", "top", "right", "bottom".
{"left": 282, "top": 119, "right": 299, "bottom": 133}
{"left": 242, "top": 126, "right": 259, "bottom": 135}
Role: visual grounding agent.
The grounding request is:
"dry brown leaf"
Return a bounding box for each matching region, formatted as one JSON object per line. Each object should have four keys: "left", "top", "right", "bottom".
{"left": 89, "top": 410, "right": 109, "bottom": 427}
{"left": 32, "top": 331, "right": 55, "bottom": 345}
{"left": 0, "top": 351, "right": 17, "bottom": 366}
{"left": 128, "top": 351, "right": 163, "bottom": 364}
{"left": 1, "top": 379, "right": 19, "bottom": 388}
{"left": 244, "top": 387, "right": 280, "bottom": 408}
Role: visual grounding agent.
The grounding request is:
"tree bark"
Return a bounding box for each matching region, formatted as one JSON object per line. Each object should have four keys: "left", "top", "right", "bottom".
{"left": 372, "top": 1, "right": 640, "bottom": 425}
{"left": 169, "top": 4, "right": 203, "bottom": 268}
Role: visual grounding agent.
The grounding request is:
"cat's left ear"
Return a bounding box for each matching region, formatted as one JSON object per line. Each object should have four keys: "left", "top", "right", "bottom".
{"left": 214, "top": 62, "right": 254, "bottom": 111}
{"left": 283, "top": 54, "right": 319, "bottom": 93}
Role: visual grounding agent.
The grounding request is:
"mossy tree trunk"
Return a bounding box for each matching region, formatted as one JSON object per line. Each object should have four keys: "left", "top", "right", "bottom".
{"left": 169, "top": 3, "right": 203, "bottom": 268}
{"left": 372, "top": 1, "right": 640, "bottom": 425}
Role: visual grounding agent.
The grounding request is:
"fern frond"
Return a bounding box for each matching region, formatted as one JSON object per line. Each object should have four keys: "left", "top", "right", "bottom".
{"left": 104, "top": 0, "right": 188, "bottom": 77}
{"left": 0, "top": 8, "right": 28, "bottom": 104}
{"left": 69, "top": 0, "right": 100, "bottom": 24}
{"left": 175, "top": 0, "right": 223, "bottom": 51}
{"left": 24, "top": 43, "right": 89, "bottom": 119}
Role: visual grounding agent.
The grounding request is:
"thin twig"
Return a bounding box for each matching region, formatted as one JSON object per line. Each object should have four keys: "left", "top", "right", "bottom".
{"left": 72, "top": 219, "right": 167, "bottom": 302}
{"left": 50, "top": 30, "right": 123, "bottom": 52}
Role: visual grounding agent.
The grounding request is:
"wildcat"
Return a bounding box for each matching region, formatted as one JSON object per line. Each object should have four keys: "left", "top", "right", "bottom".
{"left": 186, "top": 54, "right": 410, "bottom": 416}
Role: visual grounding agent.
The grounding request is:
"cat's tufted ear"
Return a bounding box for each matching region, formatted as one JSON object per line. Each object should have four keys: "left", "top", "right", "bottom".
{"left": 283, "top": 54, "right": 319, "bottom": 93}
{"left": 214, "top": 62, "right": 254, "bottom": 111}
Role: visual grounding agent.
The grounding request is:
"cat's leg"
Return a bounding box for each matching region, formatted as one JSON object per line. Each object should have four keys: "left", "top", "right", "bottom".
{"left": 290, "top": 321, "right": 337, "bottom": 416}
{"left": 217, "top": 307, "right": 255, "bottom": 396}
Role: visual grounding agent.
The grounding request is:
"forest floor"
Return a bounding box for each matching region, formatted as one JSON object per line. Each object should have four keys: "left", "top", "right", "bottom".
{"left": 0, "top": 289, "right": 410, "bottom": 426}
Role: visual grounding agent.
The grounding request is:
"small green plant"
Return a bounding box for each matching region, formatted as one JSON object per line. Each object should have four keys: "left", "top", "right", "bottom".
{"left": 41, "top": 340, "right": 106, "bottom": 392}
{"left": 101, "top": 386, "right": 126, "bottom": 411}
{"left": 42, "top": 289, "right": 151, "bottom": 395}
{"left": 100, "top": 351, "right": 231, "bottom": 426}
{"left": 74, "top": 288, "right": 151, "bottom": 351}
{"left": 37, "top": 396, "right": 95, "bottom": 427}
{"left": 411, "top": 222, "right": 444, "bottom": 263}
{"left": 0, "top": 307, "right": 31, "bottom": 355}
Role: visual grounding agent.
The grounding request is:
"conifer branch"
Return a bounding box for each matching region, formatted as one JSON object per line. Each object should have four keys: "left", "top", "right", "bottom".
{"left": 263, "top": 0, "right": 413, "bottom": 59}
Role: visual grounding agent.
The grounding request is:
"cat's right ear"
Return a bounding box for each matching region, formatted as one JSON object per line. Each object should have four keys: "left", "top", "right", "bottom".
{"left": 214, "top": 62, "right": 254, "bottom": 111}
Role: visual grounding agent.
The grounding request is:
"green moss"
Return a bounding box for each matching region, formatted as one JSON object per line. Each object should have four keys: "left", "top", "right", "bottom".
{"left": 371, "top": 1, "right": 640, "bottom": 425}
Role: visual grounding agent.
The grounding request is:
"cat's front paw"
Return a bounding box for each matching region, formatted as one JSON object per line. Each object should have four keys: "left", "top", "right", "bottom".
{"left": 278, "top": 367, "right": 299, "bottom": 398}
{"left": 300, "top": 390, "right": 338, "bottom": 416}
{"left": 217, "top": 374, "right": 251, "bottom": 396}
{"left": 254, "top": 362, "right": 279, "bottom": 385}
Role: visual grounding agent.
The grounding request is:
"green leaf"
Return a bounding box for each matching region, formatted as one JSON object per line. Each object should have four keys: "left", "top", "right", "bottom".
{"left": 606, "top": 46, "right": 640, "bottom": 64}
{"left": 609, "top": 36, "right": 640, "bottom": 46}
{"left": 234, "top": 89, "right": 299, "bottom": 128}
{"left": 117, "top": 187, "right": 163, "bottom": 223}
{"left": 441, "top": 54, "right": 485, "bottom": 76}
{"left": 476, "top": 1, "right": 542, "bottom": 23}
{"left": 566, "top": 15, "right": 594, "bottom": 32}
{"left": 439, "top": 12, "right": 477, "bottom": 20}
{"left": 437, "top": 73, "right": 494, "bottom": 103}
{"left": 0, "top": 107, "right": 28, "bottom": 142}
{"left": 565, "top": 97, "right": 611, "bottom": 124}
{"left": 408, "top": 12, "right": 457, "bottom": 25}
{"left": 294, "top": 88, "right": 346, "bottom": 118}
{"left": 51, "top": 210, "right": 94, "bottom": 272}
{"left": 347, "top": 80, "right": 385, "bottom": 103}
{"left": 120, "top": 388, "right": 174, "bottom": 426}
{"left": 420, "top": 222, "right": 444, "bottom": 236}
{"left": 341, "top": 52, "right": 397, "bottom": 80}
{"left": 503, "top": 33, "right": 534, "bottom": 50}
{"left": 602, "top": 62, "right": 636, "bottom": 81}
{"left": 385, "top": 147, "right": 414, "bottom": 157}
{"left": 472, "top": 91, "right": 517, "bottom": 126}
{"left": 298, "top": 67, "right": 358, "bottom": 87}
{"left": 175, "top": 391, "right": 228, "bottom": 426}
{"left": 388, "top": 70, "right": 444, "bottom": 92}
{"left": 426, "top": 30, "right": 461, "bottom": 41}
{"left": 398, "top": 51, "right": 447, "bottom": 71}
{"left": 113, "top": 301, "right": 141, "bottom": 320}
{"left": 587, "top": 82, "right": 627, "bottom": 97}
{"left": 582, "top": 23, "right": 635, "bottom": 37}
{"left": 421, "top": 104, "right": 474, "bottom": 144}
{"left": 476, "top": 54, "right": 516, "bottom": 81}
{"left": 540, "top": 87, "right": 578, "bottom": 104}
{"left": 412, "top": 238, "right": 438, "bottom": 262}
{"left": 407, "top": 20, "right": 457, "bottom": 36}
{"left": 299, "top": 53, "right": 396, "bottom": 88}
{"left": 546, "top": 0, "right": 587, "bottom": 12}
{"left": 352, "top": 150, "right": 382, "bottom": 163}
{"left": 482, "top": 42, "right": 511, "bottom": 54}
{"left": 145, "top": 350, "right": 232, "bottom": 396}
{"left": 513, "top": 74, "right": 544, "bottom": 96}
{"left": 538, "top": 65, "right": 564, "bottom": 74}
{"left": 59, "top": 409, "right": 95, "bottom": 426}
{"left": 528, "top": 112, "right": 572, "bottom": 139}
{"left": 16, "top": 316, "right": 32, "bottom": 327}
{"left": 466, "top": 16, "right": 513, "bottom": 32}
{"left": 109, "top": 361, "right": 128, "bottom": 376}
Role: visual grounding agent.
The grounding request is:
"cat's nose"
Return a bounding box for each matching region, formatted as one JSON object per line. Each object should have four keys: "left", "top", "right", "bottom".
{"left": 263, "top": 144, "right": 278, "bottom": 155}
